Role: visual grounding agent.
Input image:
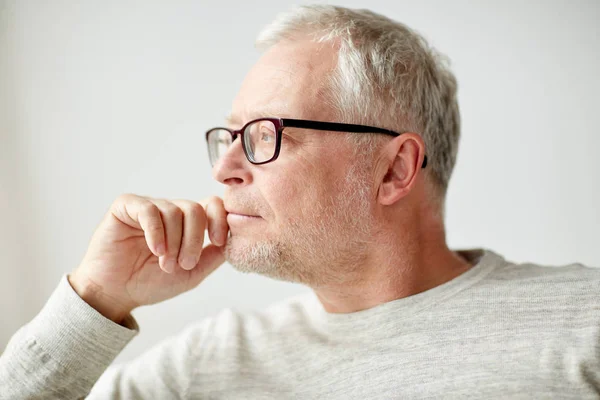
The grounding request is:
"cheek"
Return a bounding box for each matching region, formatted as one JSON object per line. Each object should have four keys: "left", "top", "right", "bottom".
{"left": 260, "top": 143, "right": 349, "bottom": 226}
{"left": 285, "top": 181, "right": 341, "bottom": 227}
{"left": 261, "top": 174, "right": 324, "bottom": 227}
{"left": 259, "top": 174, "right": 303, "bottom": 225}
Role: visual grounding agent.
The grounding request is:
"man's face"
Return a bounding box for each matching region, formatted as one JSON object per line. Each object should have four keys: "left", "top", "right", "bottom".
{"left": 212, "top": 40, "right": 376, "bottom": 285}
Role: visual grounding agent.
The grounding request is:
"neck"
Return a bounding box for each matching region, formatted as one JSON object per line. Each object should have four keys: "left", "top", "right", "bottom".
{"left": 312, "top": 214, "right": 473, "bottom": 314}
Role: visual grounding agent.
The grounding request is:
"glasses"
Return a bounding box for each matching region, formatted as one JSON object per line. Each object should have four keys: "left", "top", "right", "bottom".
{"left": 206, "top": 117, "right": 428, "bottom": 168}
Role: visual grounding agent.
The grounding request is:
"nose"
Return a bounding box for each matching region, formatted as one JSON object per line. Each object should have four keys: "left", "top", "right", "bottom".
{"left": 211, "top": 137, "right": 252, "bottom": 186}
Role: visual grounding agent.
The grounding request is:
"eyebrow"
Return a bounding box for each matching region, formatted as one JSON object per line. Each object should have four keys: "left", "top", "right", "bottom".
{"left": 224, "top": 108, "right": 292, "bottom": 127}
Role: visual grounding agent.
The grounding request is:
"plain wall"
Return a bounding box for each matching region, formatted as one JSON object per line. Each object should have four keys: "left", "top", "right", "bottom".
{"left": 1, "top": 0, "right": 598, "bottom": 364}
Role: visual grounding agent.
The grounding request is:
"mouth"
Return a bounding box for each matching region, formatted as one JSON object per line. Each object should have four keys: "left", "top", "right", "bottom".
{"left": 224, "top": 199, "right": 263, "bottom": 224}
{"left": 226, "top": 212, "right": 262, "bottom": 225}
{"left": 228, "top": 212, "right": 260, "bottom": 218}
{"left": 225, "top": 208, "right": 261, "bottom": 218}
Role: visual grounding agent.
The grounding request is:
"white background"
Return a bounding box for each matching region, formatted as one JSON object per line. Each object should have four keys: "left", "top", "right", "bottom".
{"left": 1, "top": 0, "right": 598, "bottom": 364}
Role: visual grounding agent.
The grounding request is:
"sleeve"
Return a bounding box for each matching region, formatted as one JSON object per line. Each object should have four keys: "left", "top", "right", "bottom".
{"left": 0, "top": 274, "right": 139, "bottom": 399}
{"left": 86, "top": 326, "right": 202, "bottom": 399}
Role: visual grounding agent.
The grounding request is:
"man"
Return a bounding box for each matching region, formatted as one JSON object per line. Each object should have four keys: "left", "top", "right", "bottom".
{"left": 1, "top": 4, "right": 599, "bottom": 399}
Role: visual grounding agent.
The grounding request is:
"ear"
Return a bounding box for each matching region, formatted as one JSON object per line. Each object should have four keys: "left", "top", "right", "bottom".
{"left": 377, "top": 133, "right": 426, "bottom": 206}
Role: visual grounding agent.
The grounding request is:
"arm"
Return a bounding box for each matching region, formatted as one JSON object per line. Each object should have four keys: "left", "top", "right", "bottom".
{"left": 0, "top": 194, "right": 227, "bottom": 399}
{"left": 0, "top": 275, "right": 138, "bottom": 399}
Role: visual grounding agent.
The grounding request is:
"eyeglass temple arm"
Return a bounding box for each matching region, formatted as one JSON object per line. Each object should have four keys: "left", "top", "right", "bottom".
{"left": 281, "top": 118, "right": 427, "bottom": 168}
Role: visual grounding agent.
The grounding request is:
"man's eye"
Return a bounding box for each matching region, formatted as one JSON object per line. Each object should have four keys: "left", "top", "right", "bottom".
{"left": 261, "top": 131, "right": 275, "bottom": 143}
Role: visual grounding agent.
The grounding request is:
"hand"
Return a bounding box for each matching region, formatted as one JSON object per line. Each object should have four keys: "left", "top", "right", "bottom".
{"left": 68, "top": 194, "right": 228, "bottom": 323}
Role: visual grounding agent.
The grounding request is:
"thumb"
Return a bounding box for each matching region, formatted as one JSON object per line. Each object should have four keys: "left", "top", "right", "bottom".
{"left": 186, "top": 244, "right": 226, "bottom": 289}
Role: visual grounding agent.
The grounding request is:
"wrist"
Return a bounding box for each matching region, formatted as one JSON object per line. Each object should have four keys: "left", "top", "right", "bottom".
{"left": 67, "top": 273, "right": 133, "bottom": 324}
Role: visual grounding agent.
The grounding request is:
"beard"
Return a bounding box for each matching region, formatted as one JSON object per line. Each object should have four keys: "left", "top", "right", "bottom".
{"left": 224, "top": 161, "right": 376, "bottom": 286}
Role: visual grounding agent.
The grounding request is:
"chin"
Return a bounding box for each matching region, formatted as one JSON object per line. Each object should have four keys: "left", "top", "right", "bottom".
{"left": 224, "top": 236, "right": 280, "bottom": 271}
{"left": 223, "top": 236, "right": 309, "bottom": 283}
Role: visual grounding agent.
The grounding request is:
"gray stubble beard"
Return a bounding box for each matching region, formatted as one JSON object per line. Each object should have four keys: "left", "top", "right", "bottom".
{"left": 224, "top": 161, "right": 375, "bottom": 286}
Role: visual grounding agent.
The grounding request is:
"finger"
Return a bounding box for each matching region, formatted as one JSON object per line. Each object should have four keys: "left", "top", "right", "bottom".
{"left": 202, "top": 197, "right": 228, "bottom": 247}
{"left": 153, "top": 200, "right": 184, "bottom": 274}
{"left": 171, "top": 200, "right": 207, "bottom": 270}
{"left": 136, "top": 200, "right": 167, "bottom": 258}
{"left": 115, "top": 194, "right": 166, "bottom": 258}
{"left": 186, "top": 244, "right": 226, "bottom": 289}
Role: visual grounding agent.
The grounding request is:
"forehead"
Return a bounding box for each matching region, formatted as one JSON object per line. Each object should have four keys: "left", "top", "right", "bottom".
{"left": 229, "top": 40, "right": 337, "bottom": 125}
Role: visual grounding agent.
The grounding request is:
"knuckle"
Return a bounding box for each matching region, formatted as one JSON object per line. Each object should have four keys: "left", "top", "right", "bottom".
{"left": 201, "top": 196, "right": 222, "bottom": 209}
{"left": 115, "top": 192, "right": 136, "bottom": 205}
{"left": 185, "top": 203, "right": 205, "bottom": 220}
{"left": 164, "top": 203, "right": 183, "bottom": 219}
{"left": 140, "top": 201, "right": 159, "bottom": 216}
{"left": 206, "top": 196, "right": 221, "bottom": 205}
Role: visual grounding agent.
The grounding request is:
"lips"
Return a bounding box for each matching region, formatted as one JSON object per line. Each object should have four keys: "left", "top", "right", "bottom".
{"left": 226, "top": 212, "right": 261, "bottom": 228}
{"left": 226, "top": 210, "right": 257, "bottom": 217}
{"left": 224, "top": 207, "right": 261, "bottom": 218}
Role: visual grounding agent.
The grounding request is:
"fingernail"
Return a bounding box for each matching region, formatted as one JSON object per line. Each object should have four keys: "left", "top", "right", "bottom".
{"left": 213, "top": 231, "right": 223, "bottom": 246}
{"left": 156, "top": 243, "right": 166, "bottom": 257}
{"left": 162, "top": 258, "right": 174, "bottom": 273}
{"left": 181, "top": 256, "right": 197, "bottom": 270}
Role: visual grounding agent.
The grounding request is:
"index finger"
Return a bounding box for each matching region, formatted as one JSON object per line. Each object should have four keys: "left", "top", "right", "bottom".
{"left": 200, "top": 197, "right": 228, "bottom": 246}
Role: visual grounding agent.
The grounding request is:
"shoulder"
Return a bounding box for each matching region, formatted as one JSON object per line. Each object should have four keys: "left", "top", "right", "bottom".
{"left": 480, "top": 252, "right": 600, "bottom": 310}
{"left": 488, "top": 254, "right": 600, "bottom": 290}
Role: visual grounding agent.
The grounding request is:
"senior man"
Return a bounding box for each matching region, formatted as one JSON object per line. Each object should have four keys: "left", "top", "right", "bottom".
{"left": 2, "top": 5, "right": 599, "bottom": 399}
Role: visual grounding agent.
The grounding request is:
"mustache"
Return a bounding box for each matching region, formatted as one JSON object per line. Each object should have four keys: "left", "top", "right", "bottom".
{"left": 223, "top": 194, "right": 264, "bottom": 217}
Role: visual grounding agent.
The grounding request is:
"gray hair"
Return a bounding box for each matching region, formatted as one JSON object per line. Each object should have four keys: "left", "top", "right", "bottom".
{"left": 256, "top": 5, "right": 460, "bottom": 207}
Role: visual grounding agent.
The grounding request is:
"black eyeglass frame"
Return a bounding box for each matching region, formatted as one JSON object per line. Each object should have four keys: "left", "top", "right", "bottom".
{"left": 206, "top": 117, "right": 427, "bottom": 168}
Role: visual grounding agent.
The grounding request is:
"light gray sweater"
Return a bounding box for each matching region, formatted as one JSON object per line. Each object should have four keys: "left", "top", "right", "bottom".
{"left": 1, "top": 249, "right": 599, "bottom": 399}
